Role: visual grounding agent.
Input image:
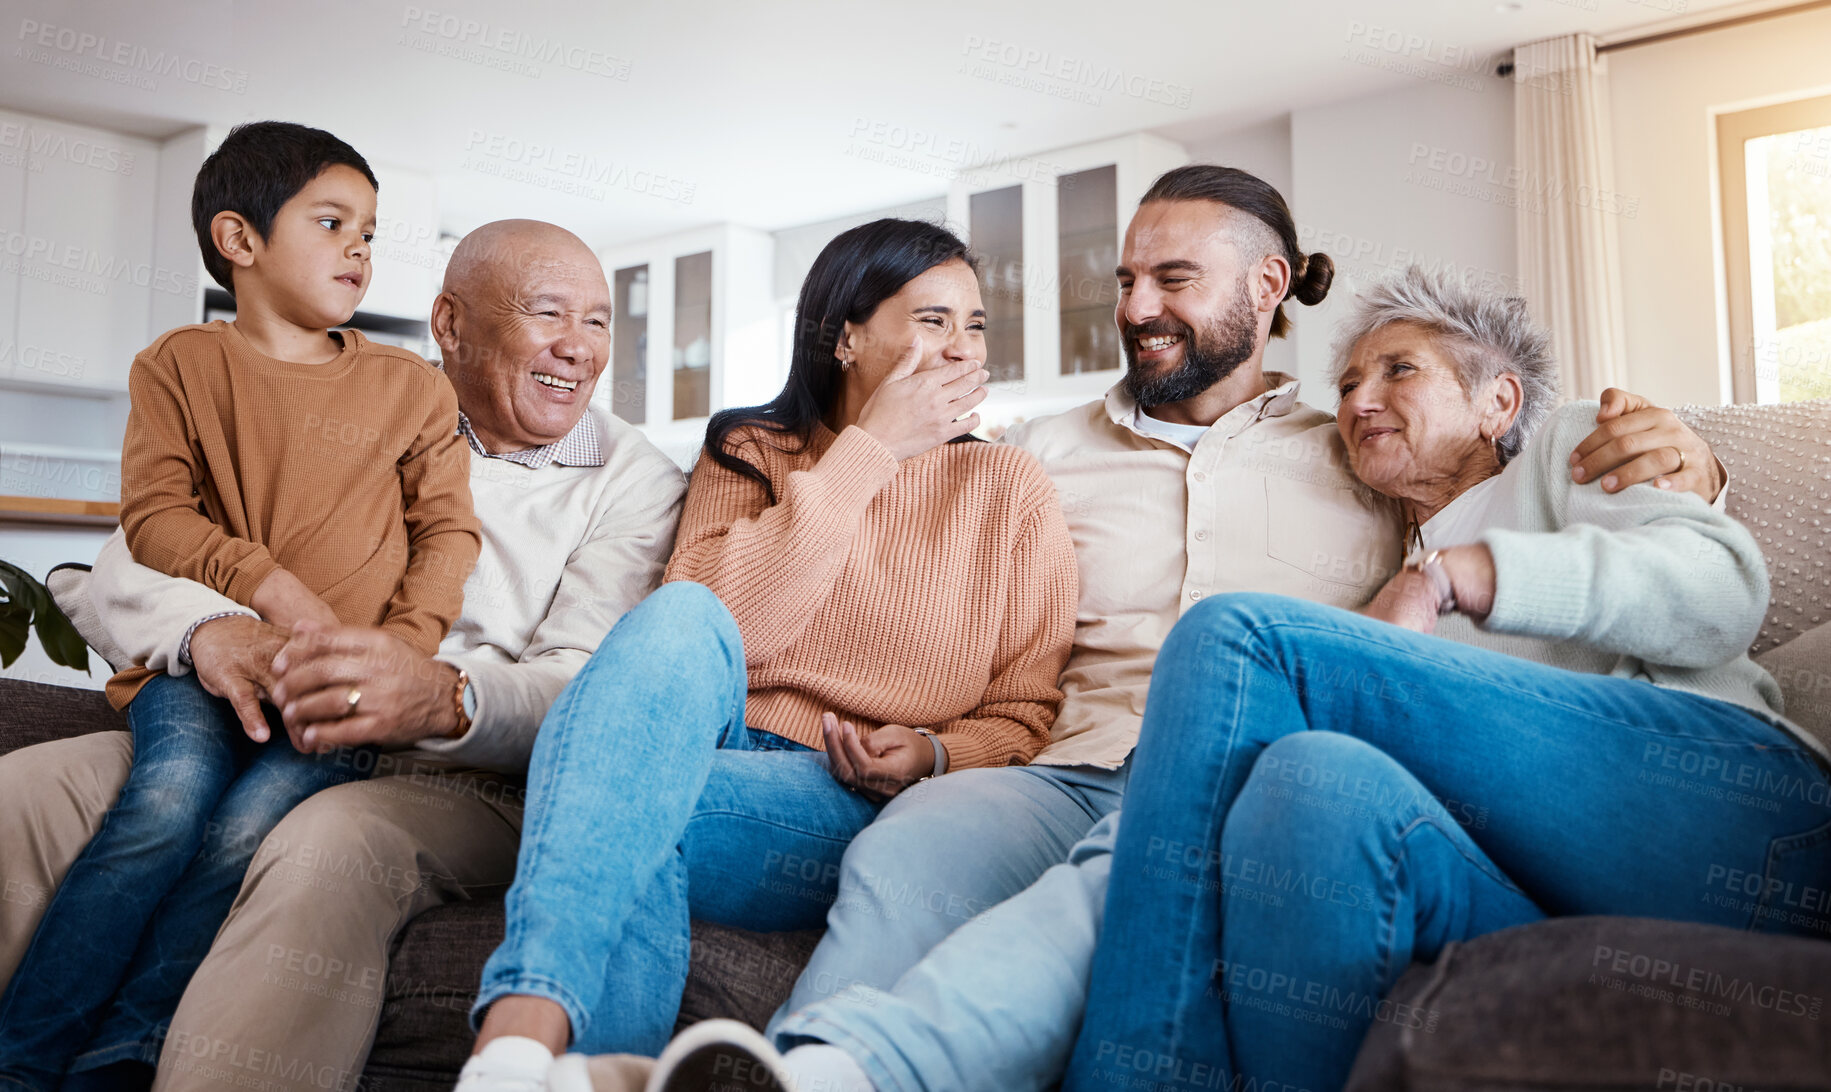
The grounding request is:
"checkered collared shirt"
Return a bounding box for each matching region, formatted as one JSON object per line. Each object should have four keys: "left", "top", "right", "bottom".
{"left": 456, "top": 409, "right": 605, "bottom": 469}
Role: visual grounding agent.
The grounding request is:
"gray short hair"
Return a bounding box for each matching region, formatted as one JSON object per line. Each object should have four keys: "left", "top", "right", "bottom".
{"left": 1329, "top": 267, "right": 1557, "bottom": 465}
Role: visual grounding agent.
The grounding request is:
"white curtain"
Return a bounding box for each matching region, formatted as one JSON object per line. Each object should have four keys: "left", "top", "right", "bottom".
{"left": 1513, "top": 34, "right": 1628, "bottom": 400}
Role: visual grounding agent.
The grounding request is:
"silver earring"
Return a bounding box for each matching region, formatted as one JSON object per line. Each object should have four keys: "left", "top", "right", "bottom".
{"left": 839, "top": 357, "right": 853, "bottom": 372}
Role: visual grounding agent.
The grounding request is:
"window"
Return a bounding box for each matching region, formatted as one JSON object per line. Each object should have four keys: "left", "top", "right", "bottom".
{"left": 970, "top": 185, "right": 1025, "bottom": 384}
{"left": 612, "top": 264, "right": 648, "bottom": 424}
{"left": 673, "top": 250, "right": 713, "bottom": 420}
{"left": 1719, "top": 97, "right": 1831, "bottom": 403}
{"left": 1057, "top": 164, "right": 1121, "bottom": 376}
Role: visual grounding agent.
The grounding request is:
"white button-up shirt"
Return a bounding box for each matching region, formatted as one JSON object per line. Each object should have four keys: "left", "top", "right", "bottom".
{"left": 1003, "top": 374, "right": 1404, "bottom": 768}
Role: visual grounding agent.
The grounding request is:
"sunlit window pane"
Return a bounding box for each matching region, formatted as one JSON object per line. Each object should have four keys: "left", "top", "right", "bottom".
{"left": 1747, "top": 125, "right": 1831, "bottom": 403}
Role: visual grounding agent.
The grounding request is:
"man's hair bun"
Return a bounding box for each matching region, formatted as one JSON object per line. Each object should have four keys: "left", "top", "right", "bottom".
{"left": 1292, "top": 252, "right": 1334, "bottom": 306}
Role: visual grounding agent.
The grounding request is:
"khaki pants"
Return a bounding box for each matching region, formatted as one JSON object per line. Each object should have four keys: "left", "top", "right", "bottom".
{"left": 0, "top": 731, "right": 134, "bottom": 990}
{"left": 152, "top": 754, "right": 525, "bottom": 1091}
{"left": 1, "top": 734, "right": 652, "bottom": 1092}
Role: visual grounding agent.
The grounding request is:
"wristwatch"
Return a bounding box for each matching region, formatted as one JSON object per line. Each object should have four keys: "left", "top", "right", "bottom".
{"left": 1403, "top": 549, "right": 1458, "bottom": 615}
{"left": 911, "top": 726, "right": 948, "bottom": 780}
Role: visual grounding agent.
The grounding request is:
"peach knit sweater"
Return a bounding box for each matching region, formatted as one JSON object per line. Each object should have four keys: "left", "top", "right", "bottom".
{"left": 664, "top": 423, "right": 1077, "bottom": 770}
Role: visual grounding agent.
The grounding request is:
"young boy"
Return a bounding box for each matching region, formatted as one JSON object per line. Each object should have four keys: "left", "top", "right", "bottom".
{"left": 0, "top": 122, "right": 480, "bottom": 1090}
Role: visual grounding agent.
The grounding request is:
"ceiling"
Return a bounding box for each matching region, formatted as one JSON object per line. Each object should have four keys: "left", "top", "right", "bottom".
{"left": 0, "top": 0, "right": 1761, "bottom": 248}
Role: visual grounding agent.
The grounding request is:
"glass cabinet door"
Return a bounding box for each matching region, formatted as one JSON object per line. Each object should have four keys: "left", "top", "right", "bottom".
{"left": 612, "top": 264, "right": 648, "bottom": 424}
{"left": 673, "top": 250, "right": 713, "bottom": 420}
{"left": 970, "top": 185, "right": 1025, "bottom": 384}
{"left": 1057, "top": 164, "right": 1121, "bottom": 376}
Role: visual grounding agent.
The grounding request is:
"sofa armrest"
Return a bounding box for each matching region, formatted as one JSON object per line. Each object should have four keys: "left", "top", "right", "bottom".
{"left": 1347, "top": 916, "right": 1831, "bottom": 1091}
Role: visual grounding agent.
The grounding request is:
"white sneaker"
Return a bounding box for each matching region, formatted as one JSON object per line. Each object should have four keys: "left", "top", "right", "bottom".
{"left": 547, "top": 1053, "right": 597, "bottom": 1092}
{"left": 455, "top": 1036, "right": 555, "bottom": 1092}
{"left": 645, "top": 1019, "right": 794, "bottom": 1092}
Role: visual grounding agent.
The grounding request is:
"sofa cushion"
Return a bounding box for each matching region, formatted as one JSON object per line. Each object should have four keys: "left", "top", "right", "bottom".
{"left": 1757, "top": 619, "right": 1831, "bottom": 754}
{"left": 363, "top": 895, "right": 820, "bottom": 1084}
{"left": 44, "top": 566, "right": 130, "bottom": 675}
{"left": 1345, "top": 916, "right": 1831, "bottom": 1092}
{"left": 1679, "top": 400, "right": 1831, "bottom": 657}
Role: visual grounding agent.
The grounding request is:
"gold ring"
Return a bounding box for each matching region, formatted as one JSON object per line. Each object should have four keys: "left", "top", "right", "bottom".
{"left": 1676, "top": 449, "right": 1688, "bottom": 473}
{"left": 345, "top": 688, "right": 362, "bottom": 716}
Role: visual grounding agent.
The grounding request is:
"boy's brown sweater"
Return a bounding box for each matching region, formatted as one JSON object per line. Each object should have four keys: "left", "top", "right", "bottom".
{"left": 111, "top": 321, "right": 480, "bottom": 708}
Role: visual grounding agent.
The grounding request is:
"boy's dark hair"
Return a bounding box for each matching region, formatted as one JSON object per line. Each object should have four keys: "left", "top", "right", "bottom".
{"left": 191, "top": 121, "right": 379, "bottom": 294}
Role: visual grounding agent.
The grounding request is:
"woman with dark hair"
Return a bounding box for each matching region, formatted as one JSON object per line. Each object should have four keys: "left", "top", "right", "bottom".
{"left": 457, "top": 218, "right": 1080, "bottom": 1089}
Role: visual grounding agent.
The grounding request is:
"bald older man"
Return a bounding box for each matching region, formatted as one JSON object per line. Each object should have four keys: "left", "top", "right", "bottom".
{"left": 0, "top": 220, "right": 685, "bottom": 1090}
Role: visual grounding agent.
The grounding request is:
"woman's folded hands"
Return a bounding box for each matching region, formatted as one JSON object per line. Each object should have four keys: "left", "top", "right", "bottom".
{"left": 822, "top": 711, "right": 936, "bottom": 801}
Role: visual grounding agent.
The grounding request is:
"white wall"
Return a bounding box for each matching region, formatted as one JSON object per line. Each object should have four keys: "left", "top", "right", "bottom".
{"left": 0, "top": 108, "right": 176, "bottom": 511}
{"left": 1607, "top": 6, "right": 1831, "bottom": 409}
{"left": 1184, "top": 115, "right": 1293, "bottom": 197}
{"left": 363, "top": 164, "right": 444, "bottom": 321}
{"left": 772, "top": 196, "right": 949, "bottom": 301}
{"left": 151, "top": 128, "right": 209, "bottom": 336}
{"left": 1291, "top": 76, "right": 1519, "bottom": 404}
{"left": 0, "top": 109, "right": 172, "bottom": 397}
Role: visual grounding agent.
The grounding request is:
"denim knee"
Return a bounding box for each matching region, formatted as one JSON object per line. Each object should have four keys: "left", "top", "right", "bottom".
{"left": 1162, "top": 592, "right": 1311, "bottom": 665}
{"left": 638, "top": 580, "right": 737, "bottom": 636}
{"left": 836, "top": 807, "right": 992, "bottom": 926}
{"left": 1228, "top": 733, "right": 1408, "bottom": 843}
{"left": 196, "top": 782, "right": 321, "bottom": 874}
{"left": 103, "top": 782, "right": 215, "bottom": 863}
{"left": 590, "top": 581, "right": 742, "bottom": 673}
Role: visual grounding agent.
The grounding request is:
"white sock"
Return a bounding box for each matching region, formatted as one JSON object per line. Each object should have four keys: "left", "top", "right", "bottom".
{"left": 463, "top": 1035, "right": 554, "bottom": 1078}
{"left": 782, "top": 1044, "right": 875, "bottom": 1092}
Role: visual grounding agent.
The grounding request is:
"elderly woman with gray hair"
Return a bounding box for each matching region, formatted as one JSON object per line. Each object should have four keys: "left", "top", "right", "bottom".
{"left": 1051, "top": 267, "right": 1831, "bottom": 1092}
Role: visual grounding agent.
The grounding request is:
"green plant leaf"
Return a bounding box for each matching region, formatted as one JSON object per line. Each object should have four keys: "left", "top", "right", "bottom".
{"left": 0, "top": 563, "right": 28, "bottom": 609}
{"left": 32, "top": 604, "right": 89, "bottom": 673}
{"left": 0, "top": 590, "right": 30, "bottom": 666}
{"left": 0, "top": 558, "right": 96, "bottom": 673}
{"left": 0, "top": 613, "right": 25, "bottom": 668}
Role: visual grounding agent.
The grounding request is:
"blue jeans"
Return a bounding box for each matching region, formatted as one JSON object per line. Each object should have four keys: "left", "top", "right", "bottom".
{"left": 1063, "top": 593, "right": 1831, "bottom": 1092}
{"left": 0, "top": 672, "right": 376, "bottom": 1089}
{"left": 769, "top": 758, "right": 1127, "bottom": 1037}
{"left": 775, "top": 808, "right": 1125, "bottom": 1092}
{"left": 473, "top": 582, "right": 884, "bottom": 1054}
{"left": 781, "top": 593, "right": 1831, "bottom": 1092}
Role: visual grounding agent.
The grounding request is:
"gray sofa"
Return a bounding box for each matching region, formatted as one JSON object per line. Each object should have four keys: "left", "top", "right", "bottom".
{"left": 3, "top": 399, "right": 1829, "bottom": 1089}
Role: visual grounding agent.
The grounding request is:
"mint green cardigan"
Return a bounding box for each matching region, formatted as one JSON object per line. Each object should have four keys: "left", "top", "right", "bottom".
{"left": 1421, "top": 401, "right": 1823, "bottom": 764}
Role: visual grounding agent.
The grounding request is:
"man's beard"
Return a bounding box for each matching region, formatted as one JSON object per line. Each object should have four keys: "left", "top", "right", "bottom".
{"left": 1121, "top": 279, "right": 1259, "bottom": 408}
